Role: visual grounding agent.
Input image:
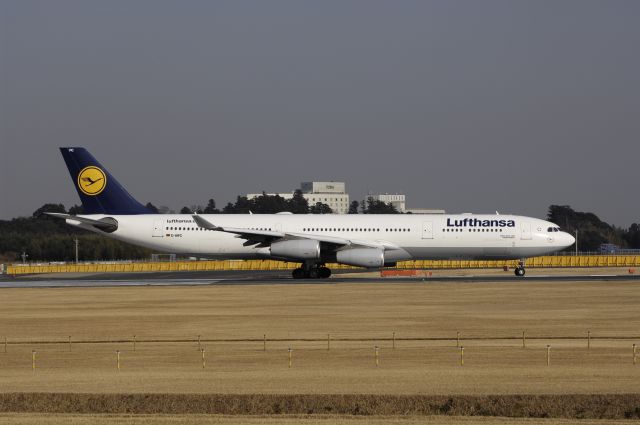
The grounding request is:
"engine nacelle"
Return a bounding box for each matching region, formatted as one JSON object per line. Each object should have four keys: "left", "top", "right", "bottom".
{"left": 270, "top": 239, "right": 320, "bottom": 260}
{"left": 336, "top": 248, "right": 385, "bottom": 268}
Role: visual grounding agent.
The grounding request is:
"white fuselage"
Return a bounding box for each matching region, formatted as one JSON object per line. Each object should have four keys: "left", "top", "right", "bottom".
{"left": 69, "top": 213, "right": 575, "bottom": 262}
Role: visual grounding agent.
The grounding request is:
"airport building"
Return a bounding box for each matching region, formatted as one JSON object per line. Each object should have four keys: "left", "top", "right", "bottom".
{"left": 370, "top": 193, "right": 445, "bottom": 214}
{"left": 247, "top": 181, "right": 350, "bottom": 214}
{"left": 370, "top": 193, "right": 406, "bottom": 212}
{"left": 248, "top": 183, "right": 444, "bottom": 215}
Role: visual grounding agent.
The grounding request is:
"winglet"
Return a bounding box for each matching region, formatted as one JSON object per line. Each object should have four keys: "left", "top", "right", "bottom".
{"left": 192, "top": 214, "right": 222, "bottom": 231}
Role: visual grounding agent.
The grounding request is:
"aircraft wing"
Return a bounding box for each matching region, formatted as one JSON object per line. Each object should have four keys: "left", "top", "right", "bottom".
{"left": 192, "top": 214, "right": 285, "bottom": 247}
{"left": 284, "top": 232, "right": 395, "bottom": 249}
{"left": 193, "top": 214, "right": 283, "bottom": 235}
{"left": 192, "top": 215, "right": 397, "bottom": 250}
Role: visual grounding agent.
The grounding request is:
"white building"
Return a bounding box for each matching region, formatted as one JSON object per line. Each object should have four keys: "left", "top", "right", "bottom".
{"left": 370, "top": 194, "right": 446, "bottom": 214}
{"left": 302, "top": 182, "right": 350, "bottom": 214}
{"left": 247, "top": 181, "right": 350, "bottom": 214}
{"left": 371, "top": 193, "right": 406, "bottom": 212}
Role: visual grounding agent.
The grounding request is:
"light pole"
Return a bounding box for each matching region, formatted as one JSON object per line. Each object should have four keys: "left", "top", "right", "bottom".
{"left": 74, "top": 238, "right": 79, "bottom": 264}
{"left": 575, "top": 230, "right": 578, "bottom": 256}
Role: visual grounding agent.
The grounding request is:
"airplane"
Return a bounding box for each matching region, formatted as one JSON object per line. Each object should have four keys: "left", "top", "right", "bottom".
{"left": 48, "top": 147, "right": 575, "bottom": 278}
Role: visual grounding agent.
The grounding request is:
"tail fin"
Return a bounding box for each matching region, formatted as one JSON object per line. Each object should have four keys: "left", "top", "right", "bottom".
{"left": 60, "top": 147, "right": 153, "bottom": 215}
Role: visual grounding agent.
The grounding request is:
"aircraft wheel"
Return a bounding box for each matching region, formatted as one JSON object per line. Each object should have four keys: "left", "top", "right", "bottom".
{"left": 514, "top": 267, "right": 525, "bottom": 277}
{"left": 308, "top": 268, "right": 319, "bottom": 279}
{"left": 292, "top": 268, "right": 305, "bottom": 279}
{"left": 318, "top": 267, "right": 332, "bottom": 279}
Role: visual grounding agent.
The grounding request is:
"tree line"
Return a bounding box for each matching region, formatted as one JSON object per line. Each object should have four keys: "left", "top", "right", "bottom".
{"left": 0, "top": 194, "right": 400, "bottom": 263}
{"left": 546, "top": 205, "right": 639, "bottom": 252}
{"left": 0, "top": 200, "right": 638, "bottom": 263}
{"left": 163, "top": 190, "right": 400, "bottom": 215}
{"left": 0, "top": 203, "right": 152, "bottom": 263}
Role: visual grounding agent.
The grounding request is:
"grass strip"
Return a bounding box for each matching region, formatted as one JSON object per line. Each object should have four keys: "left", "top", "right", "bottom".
{"left": 0, "top": 394, "right": 638, "bottom": 419}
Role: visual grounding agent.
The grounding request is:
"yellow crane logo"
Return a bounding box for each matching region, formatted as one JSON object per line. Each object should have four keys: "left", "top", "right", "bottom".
{"left": 77, "top": 166, "right": 107, "bottom": 196}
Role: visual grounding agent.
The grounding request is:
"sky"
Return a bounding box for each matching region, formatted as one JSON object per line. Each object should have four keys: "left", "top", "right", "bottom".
{"left": 1, "top": 1, "right": 639, "bottom": 226}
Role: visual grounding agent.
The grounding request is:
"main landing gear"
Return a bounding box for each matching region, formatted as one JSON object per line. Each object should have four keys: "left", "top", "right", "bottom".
{"left": 292, "top": 263, "right": 332, "bottom": 279}
{"left": 514, "top": 259, "right": 526, "bottom": 277}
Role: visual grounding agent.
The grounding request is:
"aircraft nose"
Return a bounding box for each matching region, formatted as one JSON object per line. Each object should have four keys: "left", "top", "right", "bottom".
{"left": 564, "top": 232, "right": 576, "bottom": 247}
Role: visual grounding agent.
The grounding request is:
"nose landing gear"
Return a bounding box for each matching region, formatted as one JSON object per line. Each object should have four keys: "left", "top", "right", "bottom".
{"left": 514, "top": 259, "right": 526, "bottom": 277}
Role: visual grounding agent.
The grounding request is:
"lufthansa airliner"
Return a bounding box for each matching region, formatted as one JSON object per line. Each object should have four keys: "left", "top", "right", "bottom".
{"left": 48, "top": 148, "right": 575, "bottom": 278}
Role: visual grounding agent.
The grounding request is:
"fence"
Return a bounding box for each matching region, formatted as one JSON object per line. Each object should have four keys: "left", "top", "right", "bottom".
{"left": 5, "top": 255, "right": 640, "bottom": 275}
{"left": 3, "top": 332, "right": 638, "bottom": 371}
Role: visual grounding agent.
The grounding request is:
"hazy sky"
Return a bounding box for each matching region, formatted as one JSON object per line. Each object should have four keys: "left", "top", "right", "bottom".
{"left": 1, "top": 1, "right": 639, "bottom": 226}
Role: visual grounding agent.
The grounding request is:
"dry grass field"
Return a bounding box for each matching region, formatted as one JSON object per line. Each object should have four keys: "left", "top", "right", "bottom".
{"left": 1, "top": 278, "right": 639, "bottom": 422}
{"left": 0, "top": 279, "right": 639, "bottom": 395}
{"left": 0, "top": 413, "right": 638, "bottom": 425}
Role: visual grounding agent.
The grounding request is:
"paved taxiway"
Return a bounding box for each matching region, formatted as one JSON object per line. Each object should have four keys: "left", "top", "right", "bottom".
{"left": 1, "top": 270, "right": 639, "bottom": 288}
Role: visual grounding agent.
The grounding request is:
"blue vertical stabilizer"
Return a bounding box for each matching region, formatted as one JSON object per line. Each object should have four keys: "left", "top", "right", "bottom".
{"left": 60, "top": 147, "right": 153, "bottom": 215}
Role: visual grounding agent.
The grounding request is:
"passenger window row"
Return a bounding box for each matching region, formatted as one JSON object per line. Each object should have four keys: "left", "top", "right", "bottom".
{"left": 302, "top": 228, "right": 410, "bottom": 232}
{"left": 167, "top": 226, "right": 273, "bottom": 231}
{"left": 166, "top": 226, "right": 414, "bottom": 233}
{"left": 167, "top": 227, "right": 212, "bottom": 231}
{"left": 442, "top": 228, "right": 504, "bottom": 232}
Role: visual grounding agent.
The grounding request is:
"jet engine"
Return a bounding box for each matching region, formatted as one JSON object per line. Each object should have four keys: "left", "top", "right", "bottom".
{"left": 336, "top": 248, "right": 385, "bottom": 268}
{"left": 270, "top": 239, "right": 320, "bottom": 260}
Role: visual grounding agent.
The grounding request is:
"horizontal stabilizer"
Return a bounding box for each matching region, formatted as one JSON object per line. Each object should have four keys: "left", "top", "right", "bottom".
{"left": 45, "top": 213, "right": 118, "bottom": 232}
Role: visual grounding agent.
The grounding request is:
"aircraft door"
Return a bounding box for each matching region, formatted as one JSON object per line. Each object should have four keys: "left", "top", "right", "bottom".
{"left": 422, "top": 221, "right": 433, "bottom": 239}
{"left": 152, "top": 219, "right": 164, "bottom": 237}
{"left": 520, "top": 222, "right": 532, "bottom": 240}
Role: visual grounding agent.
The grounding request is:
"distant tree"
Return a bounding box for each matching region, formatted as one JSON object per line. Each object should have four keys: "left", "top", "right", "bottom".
{"left": 362, "top": 197, "right": 399, "bottom": 214}
{"left": 0, "top": 207, "right": 152, "bottom": 261}
{"left": 251, "top": 192, "right": 289, "bottom": 214}
{"left": 68, "top": 204, "right": 84, "bottom": 215}
{"left": 157, "top": 205, "right": 173, "bottom": 214}
{"left": 309, "top": 202, "right": 333, "bottom": 214}
{"left": 145, "top": 202, "right": 160, "bottom": 213}
{"left": 625, "top": 223, "right": 640, "bottom": 249}
{"left": 180, "top": 206, "right": 192, "bottom": 214}
{"left": 222, "top": 202, "right": 236, "bottom": 214}
{"left": 287, "top": 189, "right": 309, "bottom": 214}
{"left": 223, "top": 196, "right": 253, "bottom": 214}
{"left": 203, "top": 199, "right": 219, "bottom": 214}
{"left": 348, "top": 200, "right": 359, "bottom": 214}
{"left": 546, "top": 205, "right": 619, "bottom": 251}
{"left": 32, "top": 203, "right": 66, "bottom": 218}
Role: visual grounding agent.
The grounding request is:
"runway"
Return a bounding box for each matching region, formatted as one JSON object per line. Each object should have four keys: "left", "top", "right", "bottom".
{"left": 1, "top": 269, "right": 639, "bottom": 288}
